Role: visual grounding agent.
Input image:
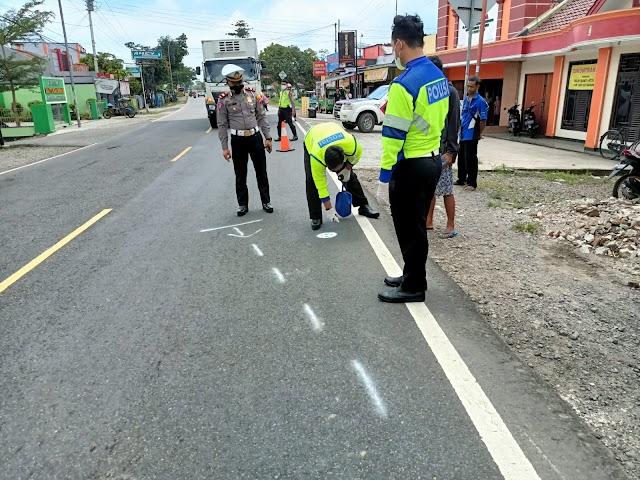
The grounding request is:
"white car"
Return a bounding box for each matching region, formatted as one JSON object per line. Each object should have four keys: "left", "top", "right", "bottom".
{"left": 338, "top": 85, "right": 389, "bottom": 133}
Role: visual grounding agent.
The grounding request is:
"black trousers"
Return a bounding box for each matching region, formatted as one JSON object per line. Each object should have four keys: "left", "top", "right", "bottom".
{"left": 457, "top": 139, "right": 479, "bottom": 188}
{"left": 277, "top": 107, "right": 297, "bottom": 138}
{"left": 390, "top": 156, "right": 441, "bottom": 293}
{"left": 230, "top": 133, "right": 270, "bottom": 206}
{"left": 303, "top": 146, "right": 369, "bottom": 220}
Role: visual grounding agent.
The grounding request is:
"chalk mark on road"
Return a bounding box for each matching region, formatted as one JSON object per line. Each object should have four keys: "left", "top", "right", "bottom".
{"left": 228, "top": 228, "right": 262, "bottom": 238}
{"left": 252, "top": 244, "right": 264, "bottom": 257}
{"left": 303, "top": 303, "right": 322, "bottom": 332}
{"left": 352, "top": 360, "right": 387, "bottom": 418}
{"left": 200, "top": 219, "right": 263, "bottom": 233}
{"left": 272, "top": 267, "right": 286, "bottom": 284}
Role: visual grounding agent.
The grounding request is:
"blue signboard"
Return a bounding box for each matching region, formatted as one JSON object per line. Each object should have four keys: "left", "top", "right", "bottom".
{"left": 131, "top": 50, "right": 162, "bottom": 60}
{"left": 126, "top": 66, "right": 141, "bottom": 77}
{"left": 327, "top": 52, "right": 339, "bottom": 72}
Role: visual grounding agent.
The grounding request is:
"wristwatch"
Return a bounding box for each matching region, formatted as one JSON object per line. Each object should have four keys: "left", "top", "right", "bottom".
{"left": 266, "top": 137, "right": 272, "bottom": 141}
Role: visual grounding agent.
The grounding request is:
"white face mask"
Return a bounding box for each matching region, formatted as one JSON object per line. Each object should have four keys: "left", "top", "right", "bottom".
{"left": 393, "top": 42, "right": 405, "bottom": 71}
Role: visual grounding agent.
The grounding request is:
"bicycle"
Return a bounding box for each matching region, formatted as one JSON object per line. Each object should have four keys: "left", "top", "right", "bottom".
{"left": 599, "top": 126, "right": 633, "bottom": 160}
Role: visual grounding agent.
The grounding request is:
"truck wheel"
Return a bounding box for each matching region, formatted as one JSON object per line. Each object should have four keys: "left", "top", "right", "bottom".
{"left": 209, "top": 113, "right": 217, "bottom": 129}
{"left": 357, "top": 112, "right": 376, "bottom": 133}
{"left": 342, "top": 122, "right": 356, "bottom": 130}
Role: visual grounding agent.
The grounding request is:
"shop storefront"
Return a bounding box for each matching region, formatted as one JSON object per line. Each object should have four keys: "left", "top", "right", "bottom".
{"left": 363, "top": 67, "right": 391, "bottom": 96}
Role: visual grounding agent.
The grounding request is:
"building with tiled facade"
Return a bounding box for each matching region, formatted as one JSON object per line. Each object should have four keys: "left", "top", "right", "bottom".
{"left": 436, "top": 0, "right": 640, "bottom": 149}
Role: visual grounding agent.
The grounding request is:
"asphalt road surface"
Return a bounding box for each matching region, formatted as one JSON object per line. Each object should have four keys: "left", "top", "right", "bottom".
{"left": 0, "top": 98, "right": 628, "bottom": 479}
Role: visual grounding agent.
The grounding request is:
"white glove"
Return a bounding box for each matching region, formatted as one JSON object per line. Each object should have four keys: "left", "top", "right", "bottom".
{"left": 376, "top": 181, "right": 390, "bottom": 204}
{"left": 324, "top": 207, "right": 340, "bottom": 223}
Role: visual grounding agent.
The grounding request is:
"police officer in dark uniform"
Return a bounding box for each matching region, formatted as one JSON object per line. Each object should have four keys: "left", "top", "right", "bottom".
{"left": 217, "top": 64, "right": 274, "bottom": 216}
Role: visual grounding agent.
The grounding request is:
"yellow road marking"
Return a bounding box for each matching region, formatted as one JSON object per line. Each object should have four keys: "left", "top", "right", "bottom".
{"left": 0, "top": 209, "right": 112, "bottom": 294}
{"left": 170, "top": 146, "right": 192, "bottom": 162}
{"left": 205, "top": 127, "right": 212, "bottom": 134}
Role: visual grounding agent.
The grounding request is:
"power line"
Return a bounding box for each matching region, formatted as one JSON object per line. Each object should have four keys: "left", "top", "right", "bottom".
{"left": 101, "top": 0, "right": 130, "bottom": 43}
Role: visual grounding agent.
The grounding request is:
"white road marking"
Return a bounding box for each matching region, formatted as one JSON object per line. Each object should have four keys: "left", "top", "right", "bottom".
{"left": 295, "top": 121, "right": 540, "bottom": 480}
{"left": 228, "top": 229, "right": 262, "bottom": 238}
{"left": 252, "top": 244, "right": 264, "bottom": 257}
{"left": 303, "top": 303, "right": 322, "bottom": 332}
{"left": 0, "top": 143, "right": 98, "bottom": 176}
{"left": 233, "top": 227, "right": 244, "bottom": 235}
{"left": 272, "top": 267, "right": 286, "bottom": 284}
{"left": 317, "top": 232, "right": 337, "bottom": 239}
{"left": 351, "top": 360, "right": 387, "bottom": 418}
{"left": 151, "top": 100, "right": 189, "bottom": 122}
{"left": 200, "top": 219, "right": 262, "bottom": 233}
{"left": 206, "top": 127, "right": 212, "bottom": 134}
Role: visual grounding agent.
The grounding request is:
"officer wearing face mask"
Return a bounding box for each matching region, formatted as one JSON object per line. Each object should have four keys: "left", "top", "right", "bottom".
{"left": 217, "top": 64, "right": 274, "bottom": 217}
{"left": 303, "top": 122, "right": 379, "bottom": 231}
{"left": 376, "top": 14, "right": 449, "bottom": 304}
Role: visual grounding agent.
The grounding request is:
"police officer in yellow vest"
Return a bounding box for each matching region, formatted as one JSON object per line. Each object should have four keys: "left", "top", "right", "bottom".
{"left": 217, "top": 64, "right": 274, "bottom": 217}
{"left": 377, "top": 15, "right": 449, "bottom": 303}
{"left": 304, "top": 122, "right": 379, "bottom": 231}
{"left": 276, "top": 82, "right": 298, "bottom": 141}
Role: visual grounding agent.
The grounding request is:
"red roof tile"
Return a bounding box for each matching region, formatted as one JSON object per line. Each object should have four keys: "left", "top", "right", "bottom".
{"left": 528, "top": 0, "right": 598, "bottom": 35}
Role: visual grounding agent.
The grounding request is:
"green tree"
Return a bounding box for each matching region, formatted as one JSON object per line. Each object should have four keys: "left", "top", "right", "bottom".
{"left": 0, "top": 0, "right": 53, "bottom": 124}
{"left": 80, "top": 52, "right": 126, "bottom": 78}
{"left": 172, "top": 65, "right": 196, "bottom": 88}
{"left": 227, "top": 20, "right": 251, "bottom": 38}
{"left": 259, "top": 44, "right": 317, "bottom": 91}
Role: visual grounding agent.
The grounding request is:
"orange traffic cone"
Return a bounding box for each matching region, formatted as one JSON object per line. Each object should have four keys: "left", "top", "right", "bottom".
{"left": 276, "top": 121, "right": 295, "bottom": 152}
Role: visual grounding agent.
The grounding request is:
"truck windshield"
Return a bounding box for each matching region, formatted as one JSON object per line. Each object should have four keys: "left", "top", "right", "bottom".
{"left": 367, "top": 85, "right": 389, "bottom": 100}
{"left": 204, "top": 59, "right": 258, "bottom": 83}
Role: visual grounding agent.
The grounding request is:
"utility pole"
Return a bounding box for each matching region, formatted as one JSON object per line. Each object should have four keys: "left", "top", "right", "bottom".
{"left": 140, "top": 63, "right": 149, "bottom": 113}
{"left": 334, "top": 23, "right": 337, "bottom": 54}
{"left": 86, "top": 0, "right": 98, "bottom": 74}
{"left": 58, "top": 0, "right": 81, "bottom": 127}
{"left": 475, "top": 0, "right": 488, "bottom": 75}
{"left": 395, "top": 0, "right": 398, "bottom": 15}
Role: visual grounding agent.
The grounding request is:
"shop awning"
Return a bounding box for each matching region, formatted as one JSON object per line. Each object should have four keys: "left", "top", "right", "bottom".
{"left": 364, "top": 67, "right": 389, "bottom": 83}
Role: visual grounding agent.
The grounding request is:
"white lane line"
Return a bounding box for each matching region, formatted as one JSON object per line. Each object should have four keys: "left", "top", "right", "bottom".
{"left": 272, "top": 267, "right": 286, "bottom": 284}
{"left": 303, "top": 303, "right": 322, "bottom": 332}
{"left": 151, "top": 100, "right": 189, "bottom": 122}
{"left": 0, "top": 143, "right": 98, "bottom": 176}
{"left": 200, "top": 219, "right": 262, "bottom": 233}
{"left": 252, "top": 244, "right": 264, "bottom": 257}
{"left": 352, "top": 360, "right": 387, "bottom": 418}
{"left": 295, "top": 121, "right": 540, "bottom": 480}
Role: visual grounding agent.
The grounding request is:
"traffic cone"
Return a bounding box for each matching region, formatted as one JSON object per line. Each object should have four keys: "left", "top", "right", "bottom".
{"left": 276, "top": 121, "right": 295, "bottom": 152}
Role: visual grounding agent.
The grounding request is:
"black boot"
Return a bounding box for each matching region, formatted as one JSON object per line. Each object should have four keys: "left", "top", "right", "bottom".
{"left": 237, "top": 205, "right": 249, "bottom": 217}
{"left": 378, "top": 286, "right": 425, "bottom": 303}
{"left": 311, "top": 219, "right": 322, "bottom": 231}
{"left": 262, "top": 203, "right": 274, "bottom": 213}
{"left": 358, "top": 204, "right": 379, "bottom": 219}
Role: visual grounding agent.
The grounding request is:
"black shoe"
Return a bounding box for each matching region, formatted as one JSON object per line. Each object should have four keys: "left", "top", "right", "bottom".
{"left": 378, "top": 286, "right": 425, "bottom": 303}
{"left": 237, "top": 205, "right": 249, "bottom": 217}
{"left": 262, "top": 203, "right": 274, "bottom": 213}
{"left": 384, "top": 275, "right": 403, "bottom": 287}
{"left": 291, "top": 136, "right": 299, "bottom": 141}
{"left": 454, "top": 180, "right": 466, "bottom": 186}
{"left": 311, "top": 219, "right": 322, "bottom": 231}
{"left": 358, "top": 204, "right": 380, "bottom": 219}
{"left": 275, "top": 137, "right": 281, "bottom": 141}
{"left": 384, "top": 275, "right": 427, "bottom": 290}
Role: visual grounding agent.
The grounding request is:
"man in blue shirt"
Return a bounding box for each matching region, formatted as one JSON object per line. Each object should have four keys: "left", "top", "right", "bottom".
{"left": 456, "top": 76, "right": 487, "bottom": 191}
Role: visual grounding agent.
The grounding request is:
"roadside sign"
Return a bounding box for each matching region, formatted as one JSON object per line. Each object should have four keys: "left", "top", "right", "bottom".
{"left": 131, "top": 50, "right": 162, "bottom": 60}
{"left": 279, "top": 71, "right": 287, "bottom": 80}
{"left": 326, "top": 52, "right": 339, "bottom": 73}
{"left": 448, "top": 0, "right": 496, "bottom": 29}
{"left": 39, "top": 76, "right": 67, "bottom": 104}
{"left": 126, "top": 66, "right": 141, "bottom": 77}
{"left": 313, "top": 61, "right": 327, "bottom": 77}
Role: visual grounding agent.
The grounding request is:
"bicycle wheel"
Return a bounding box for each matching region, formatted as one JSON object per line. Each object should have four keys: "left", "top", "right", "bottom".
{"left": 599, "top": 129, "right": 624, "bottom": 160}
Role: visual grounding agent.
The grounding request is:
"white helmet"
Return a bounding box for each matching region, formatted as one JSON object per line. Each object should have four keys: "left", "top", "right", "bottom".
{"left": 221, "top": 64, "right": 245, "bottom": 83}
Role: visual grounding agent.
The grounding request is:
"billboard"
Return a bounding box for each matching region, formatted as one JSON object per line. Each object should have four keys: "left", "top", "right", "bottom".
{"left": 39, "top": 77, "right": 67, "bottom": 104}
{"left": 313, "top": 61, "right": 327, "bottom": 77}
{"left": 131, "top": 49, "right": 162, "bottom": 60}
{"left": 327, "top": 52, "right": 339, "bottom": 72}
{"left": 339, "top": 31, "right": 356, "bottom": 62}
{"left": 457, "top": 3, "right": 499, "bottom": 48}
{"left": 568, "top": 63, "right": 597, "bottom": 90}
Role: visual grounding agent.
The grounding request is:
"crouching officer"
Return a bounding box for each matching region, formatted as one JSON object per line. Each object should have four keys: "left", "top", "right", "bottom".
{"left": 217, "top": 64, "right": 274, "bottom": 216}
{"left": 304, "top": 122, "right": 379, "bottom": 230}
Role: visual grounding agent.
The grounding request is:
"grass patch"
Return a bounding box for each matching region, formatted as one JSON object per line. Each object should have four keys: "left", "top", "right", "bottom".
{"left": 540, "top": 170, "right": 594, "bottom": 185}
{"left": 492, "top": 164, "right": 515, "bottom": 175}
{"left": 512, "top": 221, "right": 541, "bottom": 233}
{"left": 487, "top": 200, "right": 502, "bottom": 208}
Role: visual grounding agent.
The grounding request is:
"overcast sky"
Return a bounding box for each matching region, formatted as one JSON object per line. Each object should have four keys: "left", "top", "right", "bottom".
{"left": 2, "top": 0, "right": 440, "bottom": 70}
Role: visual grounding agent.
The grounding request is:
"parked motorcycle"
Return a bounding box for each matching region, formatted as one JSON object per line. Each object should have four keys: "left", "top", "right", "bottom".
{"left": 508, "top": 103, "right": 521, "bottom": 135}
{"left": 103, "top": 98, "right": 136, "bottom": 119}
{"left": 608, "top": 142, "right": 640, "bottom": 199}
{"left": 523, "top": 102, "right": 539, "bottom": 138}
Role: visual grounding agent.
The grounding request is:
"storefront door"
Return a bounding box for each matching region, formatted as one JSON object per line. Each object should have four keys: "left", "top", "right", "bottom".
{"left": 523, "top": 73, "right": 552, "bottom": 135}
{"left": 610, "top": 53, "right": 640, "bottom": 142}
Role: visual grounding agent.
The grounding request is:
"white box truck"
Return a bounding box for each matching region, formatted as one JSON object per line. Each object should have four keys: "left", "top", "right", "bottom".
{"left": 198, "top": 38, "right": 265, "bottom": 129}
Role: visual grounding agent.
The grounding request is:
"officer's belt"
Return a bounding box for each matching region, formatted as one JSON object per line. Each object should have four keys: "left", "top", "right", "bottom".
{"left": 230, "top": 127, "right": 259, "bottom": 137}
